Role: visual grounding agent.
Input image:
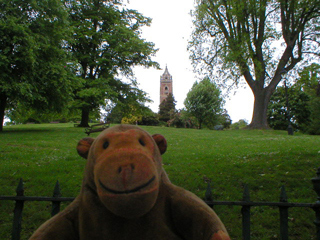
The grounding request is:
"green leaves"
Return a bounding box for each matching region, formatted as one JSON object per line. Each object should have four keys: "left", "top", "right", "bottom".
{"left": 189, "top": 0, "right": 320, "bottom": 128}
{"left": 0, "top": 0, "right": 74, "bottom": 110}
{"left": 159, "top": 93, "right": 176, "bottom": 122}
{"left": 184, "top": 77, "right": 224, "bottom": 129}
{"left": 1, "top": 0, "right": 159, "bottom": 129}
{"left": 65, "top": 0, "right": 159, "bottom": 125}
{"left": 267, "top": 85, "right": 311, "bottom": 131}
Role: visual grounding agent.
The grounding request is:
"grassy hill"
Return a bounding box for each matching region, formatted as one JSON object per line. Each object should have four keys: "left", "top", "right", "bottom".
{"left": 1, "top": 123, "right": 319, "bottom": 239}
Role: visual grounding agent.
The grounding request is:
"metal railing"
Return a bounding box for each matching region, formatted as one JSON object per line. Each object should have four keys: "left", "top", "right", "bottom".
{"left": 204, "top": 168, "right": 320, "bottom": 240}
{"left": 1, "top": 167, "right": 320, "bottom": 240}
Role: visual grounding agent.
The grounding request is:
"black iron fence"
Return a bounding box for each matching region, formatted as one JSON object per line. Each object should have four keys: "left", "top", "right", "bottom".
{"left": 1, "top": 167, "right": 320, "bottom": 240}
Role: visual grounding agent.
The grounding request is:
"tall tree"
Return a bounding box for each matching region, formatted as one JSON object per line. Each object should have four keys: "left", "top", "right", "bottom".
{"left": 184, "top": 77, "right": 224, "bottom": 129}
{"left": 0, "top": 0, "right": 73, "bottom": 131}
{"left": 158, "top": 93, "right": 176, "bottom": 122}
{"left": 66, "top": 0, "right": 158, "bottom": 127}
{"left": 189, "top": 0, "right": 320, "bottom": 129}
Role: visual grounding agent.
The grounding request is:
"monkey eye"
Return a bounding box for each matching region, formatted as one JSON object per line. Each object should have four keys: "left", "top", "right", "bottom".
{"left": 139, "top": 139, "right": 145, "bottom": 146}
{"left": 103, "top": 141, "right": 109, "bottom": 149}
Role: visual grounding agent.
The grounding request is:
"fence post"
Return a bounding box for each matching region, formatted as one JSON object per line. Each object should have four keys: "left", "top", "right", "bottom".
{"left": 242, "top": 184, "right": 251, "bottom": 240}
{"left": 11, "top": 179, "right": 24, "bottom": 240}
{"left": 279, "top": 186, "right": 289, "bottom": 240}
{"left": 312, "top": 167, "right": 320, "bottom": 240}
{"left": 51, "top": 181, "right": 61, "bottom": 217}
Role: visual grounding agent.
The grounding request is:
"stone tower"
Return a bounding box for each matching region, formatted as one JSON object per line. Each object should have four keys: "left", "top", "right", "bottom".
{"left": 160, "top": 66, "right": 173, "bottom": 104}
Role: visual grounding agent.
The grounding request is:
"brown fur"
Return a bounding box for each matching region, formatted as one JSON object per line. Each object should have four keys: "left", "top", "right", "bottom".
{"left": 30, "top": 125, "right": 230, "bottom": 240}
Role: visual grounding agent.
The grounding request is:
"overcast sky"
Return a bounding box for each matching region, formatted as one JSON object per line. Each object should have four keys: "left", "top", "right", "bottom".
{"left": 126, "top": 0, "right": 254, "bottom": 123}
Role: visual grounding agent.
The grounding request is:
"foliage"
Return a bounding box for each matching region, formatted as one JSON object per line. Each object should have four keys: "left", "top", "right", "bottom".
{"left": 308, "top": 97, "right": 320, "bottom": 134}
{"left": 118, "top": 102, "right": 153, "bottom": 125}
{"left": 121, "top": 115, "right": 141, "bottom": 125}
{"left": 65, "top": 0, "right": 158, "bottom": 127}
{"left": 158, "top": 93, "right": 176, "bottom": 122}
{"left": 267, "top": 85, "right": 311, "bottom": 131}
{"left": 217, "top": 110, "right": 232, "bottom": 129}
{"left": 189, "top": 0, "right": 320, "bottom": 129}
{"left": 1, "top": 124, "right": 320, "bottom": 239}
{"left": 109, "top": 100, "right": 154, "bottom": 125}
{"left": 6, "top": 102, "right": 84, "bottom": 124}
{"left": 138, "top": 112, "right": 160, "bottom": 126}
{"left": 0, "top": 0, "right": 75, "bottom": 131}
{"left": 177, "top": 109, "right": 198, "bottom": 128}
{"left": 108, "top": 104, "right": 124, "bottom": 123}
{"left": 230, "top": 119, "right": 249, "bottom": 130}
{"left": 164, "top": 109, "right": 198, "bottom": 129}
{"left": 6, "top": 103, "right": 103, "bottom": 124}
{"left": 170, "top": 111, "right": 185, "bottom": 128}
{"left": 296, "top": 63, "right": 320, "bottom": 96}
{"left": 184, "top": 77, "right": 224, "bottom": 129}
{"left": 295, "top": 63, "right": 320, "bottom": 134}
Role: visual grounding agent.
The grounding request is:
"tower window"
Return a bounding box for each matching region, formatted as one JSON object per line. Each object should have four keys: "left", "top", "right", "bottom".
{"left": 165, "top": 86, "right": 168, "bottom": 91}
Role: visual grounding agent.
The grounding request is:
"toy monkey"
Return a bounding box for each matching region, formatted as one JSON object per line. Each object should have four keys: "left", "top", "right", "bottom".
{"left": 30, "top": 125, "right": 230, "bottom": 240}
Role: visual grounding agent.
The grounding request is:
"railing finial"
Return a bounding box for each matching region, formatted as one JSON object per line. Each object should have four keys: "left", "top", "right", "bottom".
{"left": 53, "top": 181, "right": 61, "bottom": 198}
{"left": 280, "top": 186, "right": 288, "bottom": 203}
{"left": 205, "top": 180, "right": 213, "bottom": 202}
{"left": 16, "top": 178, "right": 24, "bottom": 196}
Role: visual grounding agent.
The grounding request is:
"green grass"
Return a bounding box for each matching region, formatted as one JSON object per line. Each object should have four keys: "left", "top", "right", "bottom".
{"left": 1, "top": 123, "right": 320, "bottom": 239}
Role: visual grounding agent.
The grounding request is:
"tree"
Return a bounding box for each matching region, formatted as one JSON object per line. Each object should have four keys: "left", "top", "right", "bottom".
{"left": 138, "top": 109, "right": 160, "bottom": 126}
{"left": 184, "top": 77, "right": 224, "bottom": 129}
{"left": 308, "top": 96, "right": 320, "bottom": 134}
{"left": 119, "top": 101, "right": 153, "bottom": 125}
{"left": 0, "top": 0, "right": 74, "bottom": 131}
{"left": 217, "top": 109, "right": 232, "bottom": 129}
{"left": 66, "top": 0, "right": 158, "bottom": 127}
{"left": 158, "top": 93, "right": 176, "bottom": 122}
{"left": 189, "top": 0, "right": 320, "bottom": 129}
{"left": 296, "top": 63, "right": 320, "bottom": 134}
{"left": 296, "top": 63, "right": 320, "bottom": 96}
{"left": 267, "top": 85, "right": 311, "bottom": 131}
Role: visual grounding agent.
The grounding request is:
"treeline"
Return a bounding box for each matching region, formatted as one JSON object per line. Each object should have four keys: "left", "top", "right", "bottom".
{"left": 114, "top": 78, "right": 233, "bottom": 130}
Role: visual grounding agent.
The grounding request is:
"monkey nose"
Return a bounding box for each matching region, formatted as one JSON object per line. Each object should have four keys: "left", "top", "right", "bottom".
{"left": 118, "top": 164, "right": 135, "bottom": 187}
{"left": 118, "top": 164, "right": 135, "bottom": 174}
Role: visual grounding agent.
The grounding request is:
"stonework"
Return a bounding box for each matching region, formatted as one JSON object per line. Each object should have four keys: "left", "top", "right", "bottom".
{"left": 160, "top": 66, "right": 173, "bottom": 104}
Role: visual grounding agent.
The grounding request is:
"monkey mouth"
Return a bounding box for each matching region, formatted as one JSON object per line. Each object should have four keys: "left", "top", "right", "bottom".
{"left": 99, "top": 176, "right": 156, "bottom": 194}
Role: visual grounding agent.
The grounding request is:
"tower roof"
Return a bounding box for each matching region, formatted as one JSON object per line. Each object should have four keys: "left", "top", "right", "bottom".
{"left": 160, "top": 65, "right": 172, "bottom": 82}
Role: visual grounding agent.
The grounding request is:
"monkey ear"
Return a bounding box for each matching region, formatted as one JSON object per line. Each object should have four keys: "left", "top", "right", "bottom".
{"left": 152, "top": 134, "right": 167, "bottom": 155}
{"left": 77, "top": 138, "right": 95, "bottom": 159}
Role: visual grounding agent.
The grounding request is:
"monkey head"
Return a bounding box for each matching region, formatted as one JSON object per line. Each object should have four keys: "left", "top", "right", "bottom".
{"left": 77, "top": 125, "right": 167, "bottom": 219}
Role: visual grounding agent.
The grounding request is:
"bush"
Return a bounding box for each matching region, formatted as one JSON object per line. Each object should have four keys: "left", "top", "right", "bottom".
{"left": 121, "top": 116, "right": 142, "bottom": 125}
{"left": 231, "top": 119, "right": 248, "bottom": 130}
{"left": 138, "top": 115, "right": 160, "bottom": 126}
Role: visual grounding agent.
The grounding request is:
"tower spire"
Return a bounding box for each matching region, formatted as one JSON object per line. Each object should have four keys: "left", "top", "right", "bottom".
{"left": 160, "top": 65, "right": 173, "bottom": 103}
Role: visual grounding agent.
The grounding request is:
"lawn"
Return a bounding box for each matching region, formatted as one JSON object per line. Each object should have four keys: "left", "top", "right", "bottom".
{"left": 0, "top": 123, "right": 319, "bottom": 239}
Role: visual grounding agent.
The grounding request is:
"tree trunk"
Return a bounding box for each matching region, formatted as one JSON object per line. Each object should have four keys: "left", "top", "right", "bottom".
{"left": 0, "top": 93, "right": 7, "bottom": 131}
{"left": 79, "top": 107, "right": 90, "bottom": 127}
{"left": 248, "top": 89, "right": 272, "bottom": 129}
{"left": 198, "top": 118, "right": 202, "bottom": 129}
